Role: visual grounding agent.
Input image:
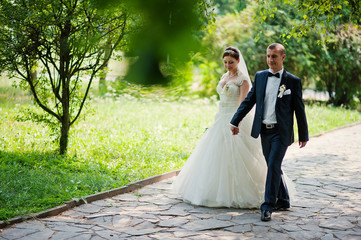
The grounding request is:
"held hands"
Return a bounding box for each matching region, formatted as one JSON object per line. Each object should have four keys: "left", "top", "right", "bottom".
{"left": 230, "top": 125, "right": 239, "bottom": 135}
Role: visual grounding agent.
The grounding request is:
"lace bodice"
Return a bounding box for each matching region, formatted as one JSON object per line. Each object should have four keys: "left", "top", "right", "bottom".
{"left": 217, "top": 81, "right": 240, "bottom": 106}
{"left": 216, "top": 72, "right": 249, "bottom": 111}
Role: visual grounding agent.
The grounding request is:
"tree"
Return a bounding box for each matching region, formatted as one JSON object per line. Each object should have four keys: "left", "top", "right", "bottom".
{"left": 0, "top": 0, "right": 130, "bottom": 154}
{"left": 292, "top": 0, "right": 360, "bottom": 35}
{"left": 256, "top": 0, "right": 360, "bottom": 38}
{"left": 311, "top": 24, "right": 361, "bottom": 106}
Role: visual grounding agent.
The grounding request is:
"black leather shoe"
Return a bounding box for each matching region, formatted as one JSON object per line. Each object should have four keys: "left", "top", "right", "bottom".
{"left": 261, "top": 210, "right": 272, "bottom": 221}
{"left": 274, "top": 204, "right": 290, "bottom": 211}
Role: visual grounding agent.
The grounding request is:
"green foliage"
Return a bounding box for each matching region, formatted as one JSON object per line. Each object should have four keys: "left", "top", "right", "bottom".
{"left": 166, "top": 60, "right": 195, "bottom": 96}
{"left": 256, "top": 0, "right": 361, "bottom": 39}
{"left": 104, "top": 0, "right": 217, "bottom": 85}
{"left": 310, "top": 25, "right": 361, "bottom": 107}
{"left": 213, "top": 0, "right": 248, "bottom": 15}
{"left": 197, "top": 60, "right": 223, "bottom": 97}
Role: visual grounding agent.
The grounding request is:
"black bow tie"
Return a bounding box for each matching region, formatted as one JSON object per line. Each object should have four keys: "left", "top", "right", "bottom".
{"left": 268, "top": 72, "right": 280, "bottom": 78}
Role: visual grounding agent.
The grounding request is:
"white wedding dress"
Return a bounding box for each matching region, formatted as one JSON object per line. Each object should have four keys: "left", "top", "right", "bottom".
{"left": 172, "top": 72, "right": 267, "bottom": 209}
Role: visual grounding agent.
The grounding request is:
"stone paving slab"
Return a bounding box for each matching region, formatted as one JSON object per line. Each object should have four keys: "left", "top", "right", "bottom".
{"left": 1, "top": 123, "right": 361, "bottom": 239}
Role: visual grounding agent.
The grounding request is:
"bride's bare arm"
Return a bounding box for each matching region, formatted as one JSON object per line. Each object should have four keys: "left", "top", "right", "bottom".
{"left": 238, "top": 80, "right": 250, "bottom": 105}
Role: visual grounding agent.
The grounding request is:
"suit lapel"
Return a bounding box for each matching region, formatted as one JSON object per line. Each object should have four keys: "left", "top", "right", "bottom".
{"left": 280, "top": 70, "right": 288, "bottom": 88}
{"left": 276, "top": 70, "right": 288, "bottom": 103}
{"left": 260, "top": 71, "right": 269, "bottom": 101}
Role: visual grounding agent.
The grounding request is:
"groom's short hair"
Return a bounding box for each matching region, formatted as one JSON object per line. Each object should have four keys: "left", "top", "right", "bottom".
{"left": 267, "top": 43, "right": 285, "bottom": 55}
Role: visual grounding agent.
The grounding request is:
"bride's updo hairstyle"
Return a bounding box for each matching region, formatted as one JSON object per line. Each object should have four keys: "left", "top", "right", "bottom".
{"left": 223, "top": 47, "right": 240, "bottom": 60}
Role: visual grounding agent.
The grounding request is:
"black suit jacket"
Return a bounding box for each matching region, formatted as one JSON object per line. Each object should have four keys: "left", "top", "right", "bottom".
{"left": 230, "top": 69, "right": 309, "bottom": 146}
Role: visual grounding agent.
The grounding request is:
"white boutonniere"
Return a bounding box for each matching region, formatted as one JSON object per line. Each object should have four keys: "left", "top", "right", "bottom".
{"left": 278, "top": 84, "right": 286, "bottom": 98}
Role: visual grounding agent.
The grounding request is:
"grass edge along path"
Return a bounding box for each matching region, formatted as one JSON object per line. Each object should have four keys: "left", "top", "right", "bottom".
{"left": 0, "top": 170, "right": 180, "bottom": 229}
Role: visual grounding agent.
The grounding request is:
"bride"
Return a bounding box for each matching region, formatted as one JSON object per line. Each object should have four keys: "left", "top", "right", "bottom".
{"left": 172, "top": 47, "right": 267, "bottom": 208}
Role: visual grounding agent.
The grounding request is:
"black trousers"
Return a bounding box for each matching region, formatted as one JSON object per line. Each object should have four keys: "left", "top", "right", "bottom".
{"left": 260, "top": 127, "right": 290, "bottom": 211}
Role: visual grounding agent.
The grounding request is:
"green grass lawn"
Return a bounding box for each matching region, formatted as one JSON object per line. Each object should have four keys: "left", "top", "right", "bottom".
{"left": 0, "top": 80, "right": 361, "bottom": 221}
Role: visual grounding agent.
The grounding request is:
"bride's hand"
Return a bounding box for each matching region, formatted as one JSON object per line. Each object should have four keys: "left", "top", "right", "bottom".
{"left": 230, "top": 126, "right": 239, "bottom": 135}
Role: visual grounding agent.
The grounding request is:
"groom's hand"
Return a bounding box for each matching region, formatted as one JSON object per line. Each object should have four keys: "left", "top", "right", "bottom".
{"left": 230, "top": 125, "right": 239, "bottom": 135}
{"left": 299, "top": 141, "right": 307, "bottom": 148}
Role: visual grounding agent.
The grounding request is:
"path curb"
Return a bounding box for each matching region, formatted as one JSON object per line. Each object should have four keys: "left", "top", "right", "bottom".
{"left": 0, "top": 170, "right": 180, "bottom": 229}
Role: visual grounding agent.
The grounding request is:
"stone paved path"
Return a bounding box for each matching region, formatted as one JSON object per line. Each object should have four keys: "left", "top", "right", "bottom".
{"left": 1, "top": 123, "right": 361, "bottom": 239}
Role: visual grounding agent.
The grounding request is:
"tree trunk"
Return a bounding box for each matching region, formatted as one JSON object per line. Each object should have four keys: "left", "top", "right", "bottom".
{"left": 29, "top": 60, "right": 37, "bottom": 95}
{"left": 59, "top": 115, "right": 70, "bottom": 155}
{"left": 59, "top": 72, "right": 70, "bottom": 155}
{"left": 59, "top": 19, "right": 71, "bottom": 155}
{"left": 99, "top": 42, "right": 112, "bottom": 95}
{"left": 30, "top": 69, "right": 37, "bottom": 81}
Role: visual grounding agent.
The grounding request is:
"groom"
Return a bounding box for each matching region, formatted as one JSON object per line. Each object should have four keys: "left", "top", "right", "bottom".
{"left": 230, "top": 43, "right": 308, "bottom": 221}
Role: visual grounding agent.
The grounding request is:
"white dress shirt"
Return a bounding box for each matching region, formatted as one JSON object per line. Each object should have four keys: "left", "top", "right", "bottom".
{"left": 262, "top": 68, "right": 284, "bottom": 124}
